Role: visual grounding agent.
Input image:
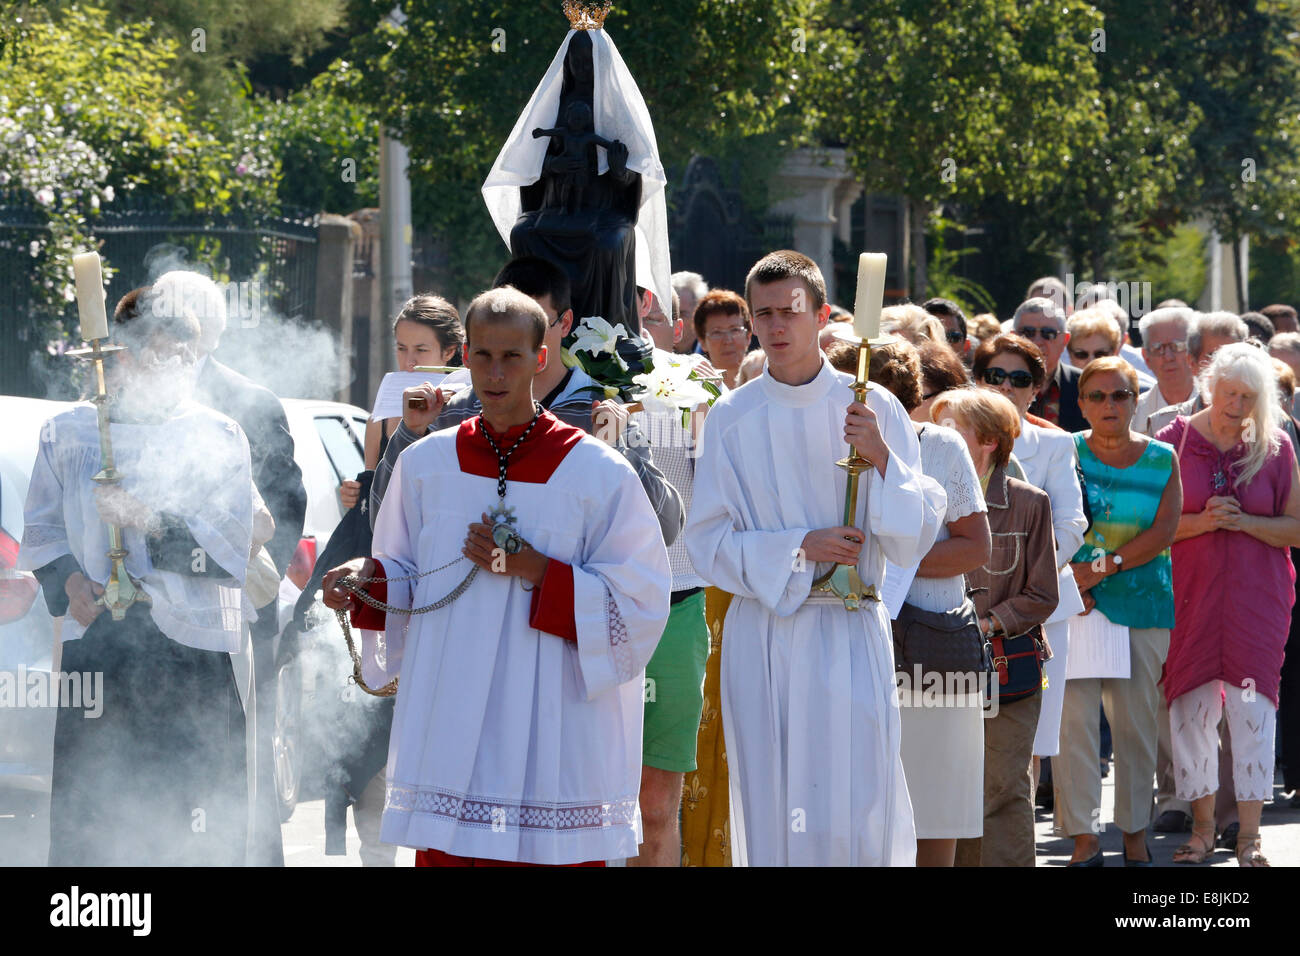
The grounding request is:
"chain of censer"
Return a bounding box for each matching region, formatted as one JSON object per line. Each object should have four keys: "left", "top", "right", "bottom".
{"left": 333, "top": 404, "right": 544, "bottom": 697}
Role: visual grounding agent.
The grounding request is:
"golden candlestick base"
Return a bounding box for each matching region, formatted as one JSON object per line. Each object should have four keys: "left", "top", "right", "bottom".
{"left": 69, "top": 340, "right": 151, "bottom": 621}
{"left": 811, "top": 332, "right": 895, "bottom": 611}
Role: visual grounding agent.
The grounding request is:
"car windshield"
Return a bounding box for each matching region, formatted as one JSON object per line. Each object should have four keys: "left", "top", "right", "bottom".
{"left": 314, "top": 416, "right": 364, "bottom": 484}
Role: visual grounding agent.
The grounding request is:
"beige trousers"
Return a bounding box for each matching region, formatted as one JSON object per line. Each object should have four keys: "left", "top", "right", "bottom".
{"left": 1053, "top": 627, "right": 1169, "bottom": 836}
{"left": 955, "top": 691, "right": 1041, "bottom": 867}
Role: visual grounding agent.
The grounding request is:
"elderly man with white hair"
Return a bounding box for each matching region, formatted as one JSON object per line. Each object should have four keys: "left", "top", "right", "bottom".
{"left": 153, "top": 269, "right": 307, "bottom": 866}
{"left": 1014, "top": 297, "right": 1089, "bottom": 432}
{"left": 1134, "top": 307, "right": 1198, "bottom": 435}
{"left": 1146, "top": 311, "right": 1249, "bottom": 437}
{"left": 671, "top": 271, "right": 708, "bottom": 354}
{"left": 152, "top": 270, "right": 307, "bottom": 582}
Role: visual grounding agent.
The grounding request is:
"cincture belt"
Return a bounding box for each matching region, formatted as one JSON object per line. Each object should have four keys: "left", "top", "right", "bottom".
{"left": 802, "top": 586, "right": 879, "bottom": 607}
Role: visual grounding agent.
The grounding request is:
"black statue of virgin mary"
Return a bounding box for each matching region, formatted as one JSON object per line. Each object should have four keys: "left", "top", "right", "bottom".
{"left": 510, "top": 30, "right": 643, "bottom": 335}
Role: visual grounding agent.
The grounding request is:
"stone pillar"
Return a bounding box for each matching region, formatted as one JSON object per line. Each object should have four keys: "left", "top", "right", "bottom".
{"left": 346, "top": 209, "right": 383, "bottom": 410}
{"left": 315, "top": 213, "right": 361, "bottom": 404}
{"left": 1197, "top": 222, "right": 1249, "bottom": 314}
{"left": 769, "top": 148, "right": 857, "bottom": 305}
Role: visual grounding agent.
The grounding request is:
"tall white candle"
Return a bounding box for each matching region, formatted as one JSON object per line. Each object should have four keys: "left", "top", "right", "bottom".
{"left": 852, "top": 252, "right": 887, "bottom": 340}
{"left": 72, "top": 251, "right": 109, "bottom": 341}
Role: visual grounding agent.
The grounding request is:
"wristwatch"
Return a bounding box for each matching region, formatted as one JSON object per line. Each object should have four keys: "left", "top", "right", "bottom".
{"left": 1109, "top": 553, "right": 1124, "bottom": 574}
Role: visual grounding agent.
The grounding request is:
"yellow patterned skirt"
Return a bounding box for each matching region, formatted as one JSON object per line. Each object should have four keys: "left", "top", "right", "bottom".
{"left": 680, "top": 587, "right": 733, "bottom": 866}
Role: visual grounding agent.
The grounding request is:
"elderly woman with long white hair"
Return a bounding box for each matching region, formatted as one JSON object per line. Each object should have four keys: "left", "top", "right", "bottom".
{"left": 1155, "top": 343, "right": 1300, "bottom": 866}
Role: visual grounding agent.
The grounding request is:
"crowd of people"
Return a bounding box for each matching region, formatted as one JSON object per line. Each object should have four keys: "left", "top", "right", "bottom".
{"left": 18, "top": 252, "right": 1300, "bottom": 867}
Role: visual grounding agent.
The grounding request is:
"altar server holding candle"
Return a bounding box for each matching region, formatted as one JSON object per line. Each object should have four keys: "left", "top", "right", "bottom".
{"left": 686, "top": 251, "right": 944, "bottom": 866}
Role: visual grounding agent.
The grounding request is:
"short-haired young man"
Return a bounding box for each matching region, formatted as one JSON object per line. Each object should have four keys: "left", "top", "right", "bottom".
{"left": 368, "top": 257, "right": 683, "bottom": 547}
{"left": 325, "top": 287, "right": 671, "bottom": 865}
{"left": 685, "top": 250, "right": 943, "bottom": 865}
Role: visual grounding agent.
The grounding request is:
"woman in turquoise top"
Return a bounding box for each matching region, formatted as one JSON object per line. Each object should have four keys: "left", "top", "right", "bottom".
{"left": 1053, "top": 358, "right": 1182, "bottom": 867}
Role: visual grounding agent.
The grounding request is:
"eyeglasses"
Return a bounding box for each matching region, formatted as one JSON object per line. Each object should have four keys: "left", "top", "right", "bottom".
{"left": 981, "top": 367, "right": 1035, "bottom": 389}
{"left": 1146, "top": 341, "right": 1189, "bottom": 357}
{"left": 1082, "top": 388, "right": 1136, "bottom": 404}
{"left": 1070, "top": 348, "right": 1113, "bottom": 362}
{"left": 945, "top": 330, "right": 965, "bottom": 345}
{"left": 705, "top": 326, "right": 750, "bottom": 341}
{"left": 1016, "top": 326, "right": 1060, "bottom": 342}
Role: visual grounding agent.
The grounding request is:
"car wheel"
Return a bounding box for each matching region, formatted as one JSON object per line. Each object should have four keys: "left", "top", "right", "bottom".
{"left": 273, "top": 657, "right": 302, "bottom": 822}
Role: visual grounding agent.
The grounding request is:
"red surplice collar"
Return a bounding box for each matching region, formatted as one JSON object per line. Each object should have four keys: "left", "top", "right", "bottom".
{"left": 455, "top": 408, "right": 586, "bottom": 484}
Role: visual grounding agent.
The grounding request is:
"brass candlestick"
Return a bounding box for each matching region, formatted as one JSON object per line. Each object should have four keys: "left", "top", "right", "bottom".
{"left": 811, "top": 333, "right": 890, "bottom": 611}
{"left": 67, "top": 338, "right": 150, "bottom": 621}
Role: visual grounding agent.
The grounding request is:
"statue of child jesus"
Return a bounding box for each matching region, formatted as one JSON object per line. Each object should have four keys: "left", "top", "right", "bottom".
{"left": 532, "top": 100, "right": 621, "bottom": 213}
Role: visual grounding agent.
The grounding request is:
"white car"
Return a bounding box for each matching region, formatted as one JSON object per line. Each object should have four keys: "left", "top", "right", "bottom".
{"left": 0, "top": 397, "right": 69, "bottom": 865}
{"left": 270, "top": 398, "right": 375, "bottom": 820}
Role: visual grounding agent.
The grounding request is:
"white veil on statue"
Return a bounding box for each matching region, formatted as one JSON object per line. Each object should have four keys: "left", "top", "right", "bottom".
{"left": 481, "top": 27, "right": 671, "bottom": 314}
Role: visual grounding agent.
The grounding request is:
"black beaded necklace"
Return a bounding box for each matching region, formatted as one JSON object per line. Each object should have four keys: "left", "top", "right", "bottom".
{"left": 479, "top": 402, "right": 544, "bottom": 499}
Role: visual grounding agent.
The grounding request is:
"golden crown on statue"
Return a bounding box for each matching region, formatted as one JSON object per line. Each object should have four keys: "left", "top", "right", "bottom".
{"left": 563, "top": 0, "right": 611, "bottom": 30}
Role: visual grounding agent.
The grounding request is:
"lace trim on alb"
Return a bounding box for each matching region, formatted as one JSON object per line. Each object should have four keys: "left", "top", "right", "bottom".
{"left": 607, "top": 589, "right": 634, "bottom": 684}
{"left": 20, "top": 523, "right": 67, "bottom": 549}
{"left": 385, "top": 783, "right": 637, "bottom": 832}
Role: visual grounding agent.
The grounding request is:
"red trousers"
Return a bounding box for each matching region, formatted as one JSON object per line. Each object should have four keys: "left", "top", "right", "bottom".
{"left": 416, "top": 848, "right": 605, "bottom": 867}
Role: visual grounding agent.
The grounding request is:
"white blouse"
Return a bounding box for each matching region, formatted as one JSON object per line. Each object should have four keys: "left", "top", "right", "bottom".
{"left": 903, "top": 422, "right": 987, "bottom": 613}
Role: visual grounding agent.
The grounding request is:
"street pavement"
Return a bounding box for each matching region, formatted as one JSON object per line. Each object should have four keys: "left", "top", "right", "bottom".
{"left": 1035, "top": 773, "right": 1299, "bottom": 867}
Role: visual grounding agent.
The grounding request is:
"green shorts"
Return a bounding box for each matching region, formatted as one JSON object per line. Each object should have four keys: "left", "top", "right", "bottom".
{"left": 642, "top": 589, "right": 709, "bottom": 772}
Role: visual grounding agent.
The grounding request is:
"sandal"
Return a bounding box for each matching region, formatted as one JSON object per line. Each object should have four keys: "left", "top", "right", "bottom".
{"left": 1172, "top": 822, "right": 1216, "bottom": 864}
{"left": 1236, "top": 832, "right": 1270, "bottom": 868}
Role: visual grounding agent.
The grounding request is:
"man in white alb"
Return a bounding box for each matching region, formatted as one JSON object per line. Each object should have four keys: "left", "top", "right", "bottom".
{"left": 323, "top": 287, "right": 670, "bottom": 866}
{"left": 685, "top": 250, "right": 943, "bottom": 866}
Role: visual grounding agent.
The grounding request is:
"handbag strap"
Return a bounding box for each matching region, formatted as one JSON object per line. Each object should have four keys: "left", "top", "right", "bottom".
{"left": 990, "top": 635, "right": 1008, "bottom": 685}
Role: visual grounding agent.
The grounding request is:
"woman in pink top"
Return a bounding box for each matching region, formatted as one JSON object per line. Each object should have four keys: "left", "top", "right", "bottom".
{"left": 1155, "top": 343, "right": 1300, "bottom": 866}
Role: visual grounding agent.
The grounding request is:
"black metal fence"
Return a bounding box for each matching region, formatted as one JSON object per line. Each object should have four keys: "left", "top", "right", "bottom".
{"left": 0, "top": 190, "right": 319, "bottom": 398}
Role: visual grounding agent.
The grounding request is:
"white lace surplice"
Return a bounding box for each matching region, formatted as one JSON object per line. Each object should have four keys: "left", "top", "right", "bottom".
{"left": 684, "top": 360, "right": 945, "bottom": 866}
{"left": 366, "top": 429, "right": 670, "bottom": 864}
{"left": 18, "top": 403, "right": 252, "bottom": 653}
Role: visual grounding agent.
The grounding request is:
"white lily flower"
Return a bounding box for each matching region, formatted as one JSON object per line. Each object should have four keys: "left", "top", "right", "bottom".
{"left": 632, "top": 357, "right": 713, "bottom": 414}
{"left": 569, "top": 315, "right": 631, "bottom": 371}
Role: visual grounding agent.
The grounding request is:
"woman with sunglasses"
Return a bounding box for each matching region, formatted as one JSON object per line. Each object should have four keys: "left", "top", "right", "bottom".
{"left": 1065, "top": 308, "right": 1122, "bottom": 370}
{"left": 973, "top": 335, "right": 1088, "bottom": 789}
{"left": 1053, "top": 358, "right": 1181, "bottom": 866}
{"left": 1154, "top": 344, "right": 1300, "bottom": 866}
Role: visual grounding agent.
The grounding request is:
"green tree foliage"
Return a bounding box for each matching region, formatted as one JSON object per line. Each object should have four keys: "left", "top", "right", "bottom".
{"left": 333, "top": 0, "right": 821, "bottom": 298}
{"left": 814, "top": 0, "right": 1107, "bottom": 296}
{"left": 1157, "top": 0, "right": 1300, "bottom": 310}
{"left": 98, "top": 0, "right": 348, "bottom": 110}
{"left": 0, "top": 4, "right": 279, "bottom": 330}
{"left": 253, "top": 68, "right": 380, "bottom": 215}
{"left": 1031, "top": 1, "right": 1197, "bottom": 280}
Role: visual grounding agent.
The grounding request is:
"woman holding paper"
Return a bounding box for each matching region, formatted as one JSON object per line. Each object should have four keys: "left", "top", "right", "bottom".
{"left": 1155, "top": 344, "right": 1300, "bottom": 866}
{"left": 339, "top": 296, "right": 464, "bottom": 509}
{"left": 1053, "top": 357, "right": 1181, "bottom": 867}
